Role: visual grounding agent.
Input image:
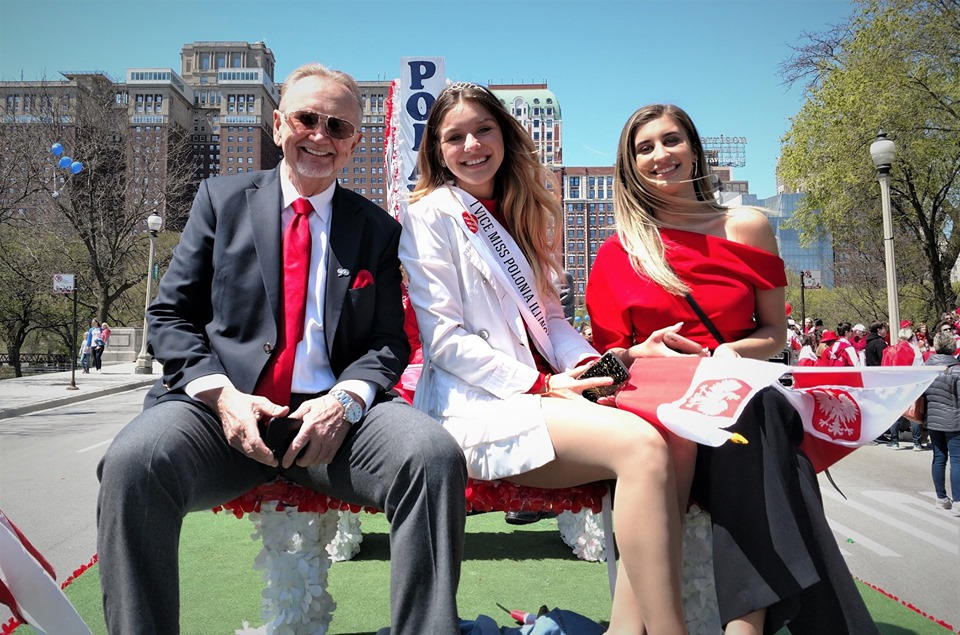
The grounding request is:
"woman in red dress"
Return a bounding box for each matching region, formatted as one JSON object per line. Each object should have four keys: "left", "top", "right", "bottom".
{"left": 587, "top": 104, "right": 878, "bottom": 635}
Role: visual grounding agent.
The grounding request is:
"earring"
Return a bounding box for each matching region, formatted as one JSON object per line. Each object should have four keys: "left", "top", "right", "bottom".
{"left": 440, "top": 159, "right": 446, "bottom": 168}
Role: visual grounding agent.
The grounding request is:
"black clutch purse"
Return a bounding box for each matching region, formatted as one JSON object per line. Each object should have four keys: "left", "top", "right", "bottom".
{"left": 579, "top": 351, "right": 631, "bottom": 402}
{"left": 257, "top": 416, "right": 306, "bottom": 461}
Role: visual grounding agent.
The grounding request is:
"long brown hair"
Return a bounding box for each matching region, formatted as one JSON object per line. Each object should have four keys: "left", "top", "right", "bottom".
{"left": 410, "top": 83, "right": 562, "bottom": 297}
{"left": 613, "top": 104, "right": 723, "bottom": 295}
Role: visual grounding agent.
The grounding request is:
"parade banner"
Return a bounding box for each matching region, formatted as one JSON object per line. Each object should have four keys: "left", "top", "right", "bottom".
{"left": 616, "top": 358, "right": 940, "bottom": 471}
{"left": 385, "top": 57, "right": 446, "bottom": 220}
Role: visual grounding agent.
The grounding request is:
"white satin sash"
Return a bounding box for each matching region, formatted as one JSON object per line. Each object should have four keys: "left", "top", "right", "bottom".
{"left": 440, "top": 186, "right": 556, "bottom": 364}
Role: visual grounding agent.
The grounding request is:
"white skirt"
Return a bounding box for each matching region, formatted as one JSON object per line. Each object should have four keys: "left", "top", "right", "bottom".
{"left": 439, "top": 393, "right": 556, "bottom": 481}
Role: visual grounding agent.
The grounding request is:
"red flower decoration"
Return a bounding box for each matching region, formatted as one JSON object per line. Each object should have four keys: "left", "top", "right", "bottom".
{"left": 217, "top": 479, "right": 608, "bottom": 518}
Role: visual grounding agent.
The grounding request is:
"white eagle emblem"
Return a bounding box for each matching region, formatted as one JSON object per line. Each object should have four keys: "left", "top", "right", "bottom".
{"left": 808, "top": 388, "right": 861, "bottom": 439}
{"left": 681, "top": 379, "right": 750, "bottom": 417}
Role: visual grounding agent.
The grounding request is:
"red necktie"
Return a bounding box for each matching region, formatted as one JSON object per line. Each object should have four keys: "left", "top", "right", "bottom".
{"left": 255, "top": 197, "right": 313, "bottom": 405}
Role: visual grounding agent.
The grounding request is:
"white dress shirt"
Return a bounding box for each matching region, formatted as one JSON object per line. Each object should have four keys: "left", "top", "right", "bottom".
{"left": 187, "top": 167, "right": 375, "bottom": 412}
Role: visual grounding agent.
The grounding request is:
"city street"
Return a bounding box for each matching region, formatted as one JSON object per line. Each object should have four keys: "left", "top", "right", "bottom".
{"left": 0, "top": 387, "right": 141, "bottom": 626}
{"left": 821, "top": 441, "right": 960, "bottom": 629}
{"left": 1, "top": 388, "right": 958, "bottom": 630}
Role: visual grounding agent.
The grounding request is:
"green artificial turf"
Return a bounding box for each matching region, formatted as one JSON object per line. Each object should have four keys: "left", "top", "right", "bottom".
{"left": 11, "top": 511, "right": 954, "bottom": 634}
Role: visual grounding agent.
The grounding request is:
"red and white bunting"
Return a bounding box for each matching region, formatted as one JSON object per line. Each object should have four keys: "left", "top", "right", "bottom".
{"left": 616, "top": 358, "right": 941, "bottom": 471}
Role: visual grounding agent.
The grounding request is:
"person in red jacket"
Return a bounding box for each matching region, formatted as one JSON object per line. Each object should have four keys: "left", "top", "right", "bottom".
{"left": 830, "top": 323, "right": 860, "bottom": 366}
{"left": 851, "top": 323, "right": 868, "bottom": 364}
{"left": 882, "top": 326, "right": 923, "bottom": 449}
{"left": 816, "top": 330, "right": 838, "bottom": 366}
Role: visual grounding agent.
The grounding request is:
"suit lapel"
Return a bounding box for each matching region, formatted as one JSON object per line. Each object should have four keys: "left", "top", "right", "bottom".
{"left": 325, "top": 186, "right": 366, "bottom": 353}
{"left": 248, "top": 168, "right": 284, "bottom": 326}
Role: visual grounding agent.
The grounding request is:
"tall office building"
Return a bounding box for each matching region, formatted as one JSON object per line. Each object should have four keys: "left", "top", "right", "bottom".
{"left": 0, "top": 42, "right": 285, "bottom": 227}
{"left": 554, "top": 166, "right": 616, "bottom": 308}
{"left": 760, "top": 192, "right": 835, "bottom": 288}
{"left": 176, "top": 41, "right": 281, "bottom": 179}
{"left": 339, "top": 80, "right": 391, "bottom": 208}
{"left": 490, "top": 83, "right": 563, "bottom": 166}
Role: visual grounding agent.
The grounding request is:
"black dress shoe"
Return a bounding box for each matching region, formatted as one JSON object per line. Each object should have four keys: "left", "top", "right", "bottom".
{"left": 504, "top": 510, "right": 556, "bottom": 525}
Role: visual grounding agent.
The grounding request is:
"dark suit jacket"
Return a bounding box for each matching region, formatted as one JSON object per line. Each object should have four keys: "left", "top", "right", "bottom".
{"left": 144, "top": 166, "right": 410, "bottom": 407}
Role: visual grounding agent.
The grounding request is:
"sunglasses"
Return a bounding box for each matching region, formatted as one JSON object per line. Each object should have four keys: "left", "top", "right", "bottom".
{"left": 281, "top": 110, "right": 357, "bottom": 140}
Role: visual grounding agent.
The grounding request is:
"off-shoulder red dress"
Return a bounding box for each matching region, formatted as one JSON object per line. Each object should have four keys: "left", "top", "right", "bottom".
{"left": 587, "top": 230, "right": 877, "bottom": 634}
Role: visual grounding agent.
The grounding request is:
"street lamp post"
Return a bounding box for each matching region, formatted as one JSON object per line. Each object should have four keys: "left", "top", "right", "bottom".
{"left": 870, "top": 130, "right": 899, "bottom": 333}
{"left": 134, "top": 214, "right": 163, "bottom": 374}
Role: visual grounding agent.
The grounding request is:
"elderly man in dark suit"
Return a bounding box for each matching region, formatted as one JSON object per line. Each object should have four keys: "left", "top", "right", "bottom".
{"left": 96, "top": 63, "right": 466, "bottom": 635}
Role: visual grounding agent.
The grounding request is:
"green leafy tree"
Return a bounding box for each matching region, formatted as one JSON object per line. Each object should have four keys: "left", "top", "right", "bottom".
{"left": 779, "top": 0, "right": 960, "bottom": 317}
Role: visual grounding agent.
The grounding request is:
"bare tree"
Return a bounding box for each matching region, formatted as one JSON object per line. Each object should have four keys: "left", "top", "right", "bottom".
{"left": 0, "top": 74, "right": 198, "bottom": 372}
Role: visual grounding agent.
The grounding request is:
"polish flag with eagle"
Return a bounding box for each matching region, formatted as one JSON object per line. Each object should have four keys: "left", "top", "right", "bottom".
{"left": 615, "top": 358, "right": 941, "bottom": 472}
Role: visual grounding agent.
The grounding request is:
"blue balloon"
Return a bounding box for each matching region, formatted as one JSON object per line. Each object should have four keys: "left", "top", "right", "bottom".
{"left": 575, "top": 316, "right": 582, "bottom": 323}
{"left": 58, "top": 156, "right": 71, "bottom": 168}
{"left": 51, "top": 143, "right": 64, "bottom": 157}
{"left": 70, "top": 161, "right": 83, "bottom": 174}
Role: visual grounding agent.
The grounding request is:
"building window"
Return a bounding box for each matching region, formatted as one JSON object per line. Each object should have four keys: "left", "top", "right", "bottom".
{"left": 200, "top": 53, "right": 210, "bottom": 70}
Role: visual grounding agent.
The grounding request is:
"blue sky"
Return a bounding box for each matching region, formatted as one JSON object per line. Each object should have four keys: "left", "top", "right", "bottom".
{"left": 1, "top": 0, "right": 854, "bottom": 198}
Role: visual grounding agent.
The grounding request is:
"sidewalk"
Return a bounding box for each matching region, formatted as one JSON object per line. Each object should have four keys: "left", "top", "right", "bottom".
{"left": 0, "top": 361, "right": 159, "bottom": 419}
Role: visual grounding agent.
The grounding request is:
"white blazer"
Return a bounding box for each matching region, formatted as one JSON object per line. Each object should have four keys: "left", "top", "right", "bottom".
{"left": 399, "top": 187, "right": 597, "bottom": 479}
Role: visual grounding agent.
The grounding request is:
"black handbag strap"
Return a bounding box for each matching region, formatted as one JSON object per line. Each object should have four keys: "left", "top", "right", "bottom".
{"left": 684, "top": 293, "right": 726, "bottom": 345}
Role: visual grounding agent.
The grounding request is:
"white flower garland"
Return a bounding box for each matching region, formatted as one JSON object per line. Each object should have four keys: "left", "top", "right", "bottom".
{"left": 326, "top": 511, "right": 363, "bottom": 563}
{"left": 246, "top": 503, "right": 340, "bottom": 635}
{"left": 237, "top": 503, "right": 720, "bottom": 634}
{"left": 557, "top": 509, "right": 606, "bottom": 562}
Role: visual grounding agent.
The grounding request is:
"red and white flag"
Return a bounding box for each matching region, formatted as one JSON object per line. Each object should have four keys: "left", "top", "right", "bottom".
{"left": 616, "top": 358, "right": 940, "bottom": 471}
{"left": 0, "top": 509, "right": 92, "bottom": 634}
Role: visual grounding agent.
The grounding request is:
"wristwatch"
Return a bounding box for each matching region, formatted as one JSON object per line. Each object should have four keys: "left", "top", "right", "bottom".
{"left": 330, "top": 389, "right": 363, "bottom": 424}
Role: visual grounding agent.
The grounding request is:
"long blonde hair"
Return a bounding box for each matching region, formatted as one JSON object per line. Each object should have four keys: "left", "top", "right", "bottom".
{"left": 612, "top": 104, "right": 724, "bottom": 295}
{"left": 410, "top": 83, "right": 562, "bottom": 298}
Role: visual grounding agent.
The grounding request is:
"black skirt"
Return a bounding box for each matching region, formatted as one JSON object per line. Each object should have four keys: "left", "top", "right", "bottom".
{"left": 690, "top": 387, "right": 879, "bottom": 635}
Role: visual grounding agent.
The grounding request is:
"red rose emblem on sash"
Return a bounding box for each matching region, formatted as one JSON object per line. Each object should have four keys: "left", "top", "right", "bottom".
{"left": 462, "top": 211, "right": 479, "bottom": 234}
{"left": 807, "top": 388, "right": 861, "bottom": 440}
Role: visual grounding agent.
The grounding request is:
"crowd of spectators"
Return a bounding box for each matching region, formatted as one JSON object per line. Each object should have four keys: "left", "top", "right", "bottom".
{"left": 784, "top": 309, "right": 960, "bottom": 455}
{"left": 786, "top": 309, "right": 960, "bottom": 368}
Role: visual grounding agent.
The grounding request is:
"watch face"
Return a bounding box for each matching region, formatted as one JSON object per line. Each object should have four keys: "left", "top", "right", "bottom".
{"left": 345, "top": 402, "right": 362, "bottom": 423}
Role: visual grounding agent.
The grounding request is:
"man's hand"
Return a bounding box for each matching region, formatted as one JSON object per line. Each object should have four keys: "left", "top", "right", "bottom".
{"left": 196, "top": 385, "right": 288, "bottom": 467}
{"left": 285, "top": 394, "right": 354, "bottom": 468}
